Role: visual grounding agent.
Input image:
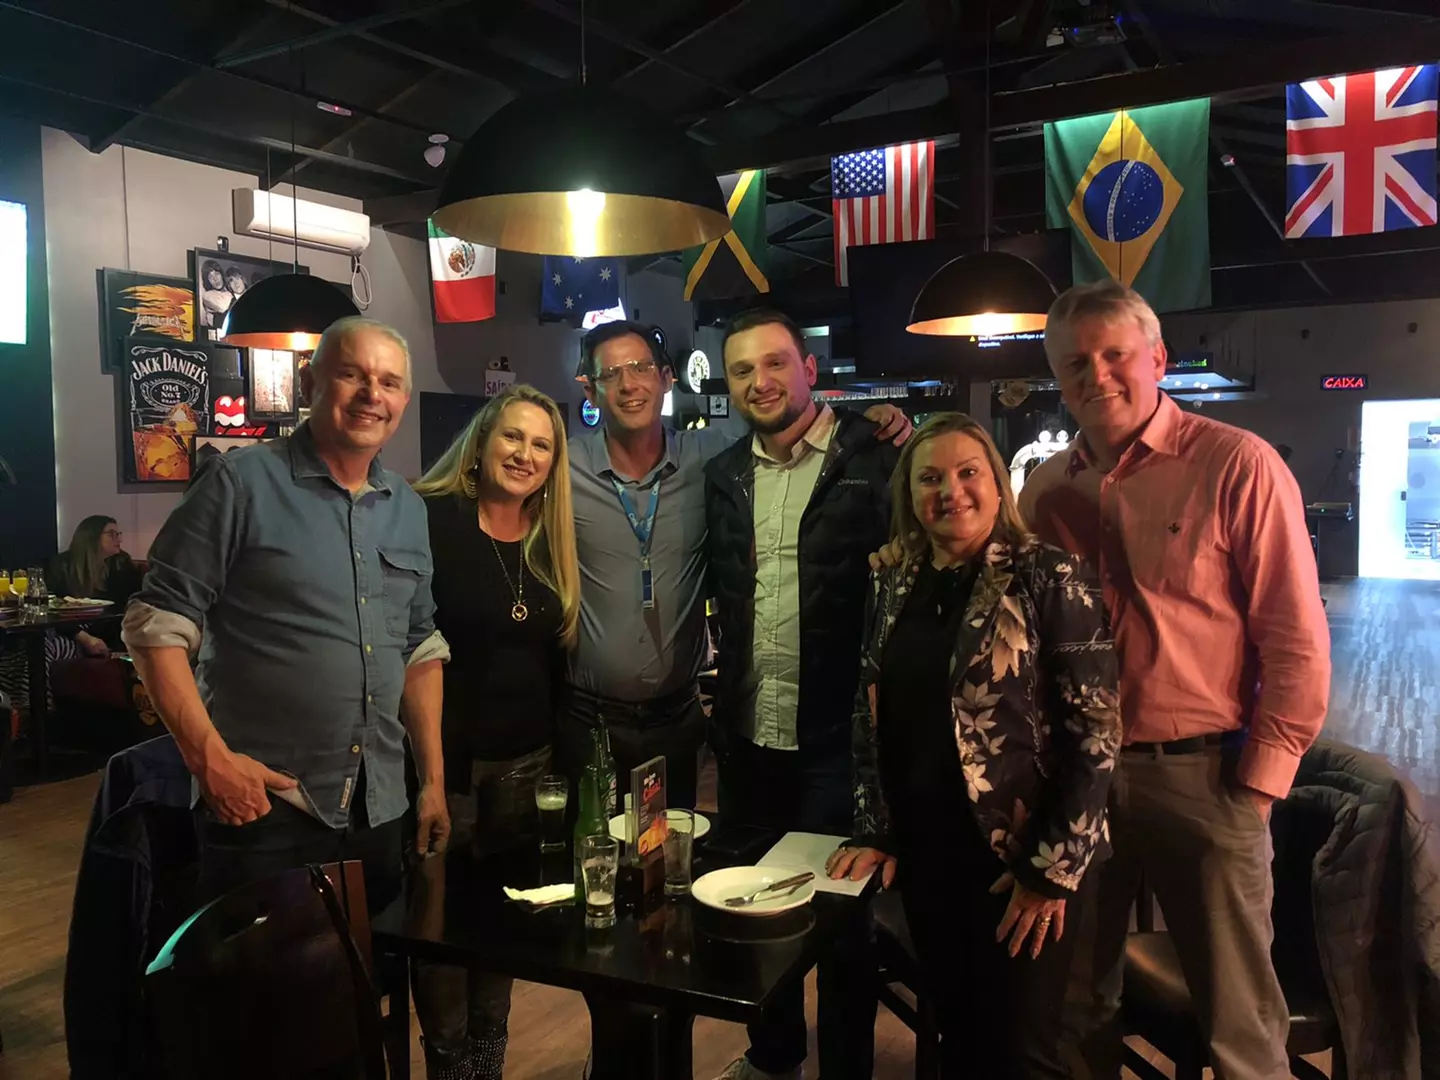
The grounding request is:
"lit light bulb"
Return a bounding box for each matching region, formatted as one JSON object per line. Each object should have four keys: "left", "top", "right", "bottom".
{"left": 972, "top": 312, "right": 1014, "bottom": 337}
{"left": 1038, "top": 430, "right": 1053, "bottom": 444}
{"left": 289, "top": 333, "right": 313, "bottom": 352}
{"left": 566, "top": 188, "right": 607, "bottom": 257}
{"left": 1056, "top": 431, "right": 1070, "bottom": 444}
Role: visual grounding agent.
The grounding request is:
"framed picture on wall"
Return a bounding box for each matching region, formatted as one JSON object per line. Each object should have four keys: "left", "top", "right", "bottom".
{"left": 96, "top": 268, "right": 195, "bottom": 373}
{"left": 193, "top": 435, "right": 263, "bottom": 471}
{"left": 190, "top": 249, "right": 308, "bottom": 340}
{"left": 247, "top": 348, "right": 299, "bottom": 421}
{"left": 121, "top": 336, "right": 212, "bottom": 485}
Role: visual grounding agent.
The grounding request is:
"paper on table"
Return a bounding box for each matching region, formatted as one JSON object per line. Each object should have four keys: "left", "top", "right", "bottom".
{"left": 502, "top": 883, "right": 575, "bottom": 905}
{"left": 758, "top": 832, "right": 872, "bottom": 897}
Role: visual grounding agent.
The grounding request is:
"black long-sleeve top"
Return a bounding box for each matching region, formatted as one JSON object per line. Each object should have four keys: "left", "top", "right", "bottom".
{"left": 425, "top": 494, "right": 566, "bottom": 784}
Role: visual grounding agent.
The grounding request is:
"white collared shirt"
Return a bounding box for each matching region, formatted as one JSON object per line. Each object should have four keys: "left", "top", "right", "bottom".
{"left": 744, "top": 405, "right": 836, "bottom": 750}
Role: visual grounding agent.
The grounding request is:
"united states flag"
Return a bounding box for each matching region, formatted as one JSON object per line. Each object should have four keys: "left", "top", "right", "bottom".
{"left": 831, "top": 141, "right": 935, "bottom": 286}
{"left": 1285, "top": 65, "right": 1438, "bottom": 238}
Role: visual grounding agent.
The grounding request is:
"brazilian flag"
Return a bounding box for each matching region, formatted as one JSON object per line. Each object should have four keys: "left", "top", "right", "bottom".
{"left": 1045, "top": 99, "right": 1210, "bottom": 312}
{"left": 682, "top": 170, "right": 770, "bottom": 301}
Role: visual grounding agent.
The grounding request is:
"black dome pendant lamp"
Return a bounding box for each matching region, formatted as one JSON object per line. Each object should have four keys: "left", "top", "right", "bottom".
{"left": 222, "top": 274, "right": 360, "bottom": 352}
{"left": 906, "top": 3, "right": 1056, "bottom": 338}
{"left": 431, "top": 1, "right": 729, "bottom": 257}
{"left": 222, "top": 42, "right": 358, "bottom": 352}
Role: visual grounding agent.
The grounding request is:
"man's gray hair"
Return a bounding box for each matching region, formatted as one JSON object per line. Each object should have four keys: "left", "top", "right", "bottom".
{"left": 1043, "top": 280, "right": 1163, "bottom": 360}
{"left": 312, "top": 317, "right": 412, "bottom": 391}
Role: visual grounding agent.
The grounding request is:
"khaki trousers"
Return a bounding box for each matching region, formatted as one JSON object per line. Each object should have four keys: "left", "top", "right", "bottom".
{"left": 1071, "top": 746, "right": 1291, "bottom": 1080}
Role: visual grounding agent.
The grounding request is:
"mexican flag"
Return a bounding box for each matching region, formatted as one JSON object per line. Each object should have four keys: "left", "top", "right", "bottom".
{"left": 427, "top": 220, "right": 496, "bottom": 322}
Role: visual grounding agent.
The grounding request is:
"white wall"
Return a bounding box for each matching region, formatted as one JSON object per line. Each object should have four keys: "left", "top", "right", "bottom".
{"left": 41, "top": 131, "right": 444, "bottom": 557}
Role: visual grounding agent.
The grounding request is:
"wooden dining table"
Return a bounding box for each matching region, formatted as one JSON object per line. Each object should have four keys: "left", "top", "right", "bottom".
{"left": 372, "top": 833, "right": 876, "bottom": 1080}
{"left": 0, "top": 606, "right": 122, "bottom": 773}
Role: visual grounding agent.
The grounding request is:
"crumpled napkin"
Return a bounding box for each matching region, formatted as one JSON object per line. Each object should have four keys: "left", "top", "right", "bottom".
{"left": 502, "top": 884, "right": 575, "bottom": 905}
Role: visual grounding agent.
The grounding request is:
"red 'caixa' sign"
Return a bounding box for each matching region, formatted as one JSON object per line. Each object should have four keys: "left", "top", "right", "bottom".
{"left": 1320, "top": 374, "right": 1367, "bottom": 390}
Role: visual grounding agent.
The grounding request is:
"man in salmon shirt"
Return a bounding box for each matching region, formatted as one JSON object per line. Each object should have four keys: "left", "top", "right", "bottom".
{"left": 1019, "top": 280, "right": 1330, "bottom": 1080}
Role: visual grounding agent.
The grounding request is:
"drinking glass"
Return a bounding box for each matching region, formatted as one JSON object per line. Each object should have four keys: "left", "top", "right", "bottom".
{"left": 10, "top": 568, "right": 28, "bottom": 600}
{"left": 662, "top": 809, "right": 695, "bottom": 897}
{"left": 535, "top": 775, "right": 569, "bottom": 852}
{"left": 580, "top": 834, "right": 620, "bottom": 927}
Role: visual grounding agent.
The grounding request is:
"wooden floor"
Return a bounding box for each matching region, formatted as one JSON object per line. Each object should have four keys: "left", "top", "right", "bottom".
{"left": 4, "top": 577, "right": 1429, "bottom": 1079}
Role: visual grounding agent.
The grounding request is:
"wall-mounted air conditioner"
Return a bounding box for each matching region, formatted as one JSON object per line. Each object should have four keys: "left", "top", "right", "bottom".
{"left": 232, "top": 188, "right": 371, "bottom": 256}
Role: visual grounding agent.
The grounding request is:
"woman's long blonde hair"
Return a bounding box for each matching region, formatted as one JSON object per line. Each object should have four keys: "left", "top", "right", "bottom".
{"left": 414, "top": 384, "right": 581, "bottom": 648}
{"left": 889, "top": 412, "right": 1031, "bottom": 560}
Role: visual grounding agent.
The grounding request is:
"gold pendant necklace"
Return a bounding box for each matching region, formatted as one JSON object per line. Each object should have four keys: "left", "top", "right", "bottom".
{"left": 490, "top": 535, "right": 528, "bottom": 622}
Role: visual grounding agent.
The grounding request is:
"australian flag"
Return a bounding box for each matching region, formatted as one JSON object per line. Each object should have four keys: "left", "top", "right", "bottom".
{"left": 540, "top": 255, "right": 621, "bottom": 317}
{"left": 1285, "top": 65, "right": 1438, "bottom": 238}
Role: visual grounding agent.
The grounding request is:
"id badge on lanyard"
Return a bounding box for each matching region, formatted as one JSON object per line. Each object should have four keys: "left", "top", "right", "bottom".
{"left": 611, "top": 478, "right": 660, "bottom": 611}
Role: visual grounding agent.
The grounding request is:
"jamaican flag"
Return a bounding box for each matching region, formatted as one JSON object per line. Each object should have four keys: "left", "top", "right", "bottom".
{"left": 682, "top": 170, "right": 770, "bottom": 301}
{"left": 1045, "top": 99, "right": 1211, "bottom": 312}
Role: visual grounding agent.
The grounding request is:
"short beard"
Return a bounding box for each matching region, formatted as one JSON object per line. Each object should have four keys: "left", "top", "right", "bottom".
{"left": 748, "top": 398, "right": 808, "bottom": 435}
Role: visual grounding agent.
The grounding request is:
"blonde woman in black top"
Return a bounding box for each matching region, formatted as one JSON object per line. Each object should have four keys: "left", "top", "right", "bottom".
{"left": 410, "top": 384, "right": 580, "bottom": 1080}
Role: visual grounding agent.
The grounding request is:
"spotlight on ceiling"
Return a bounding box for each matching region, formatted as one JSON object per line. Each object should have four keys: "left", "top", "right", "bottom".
{"left": 424, "top": 133, "right": 449, "bottom": 169}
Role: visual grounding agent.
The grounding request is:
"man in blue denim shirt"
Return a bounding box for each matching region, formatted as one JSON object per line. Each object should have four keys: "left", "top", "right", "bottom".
{"left": 123, "top": 318, "right": 449, "bottom": 908}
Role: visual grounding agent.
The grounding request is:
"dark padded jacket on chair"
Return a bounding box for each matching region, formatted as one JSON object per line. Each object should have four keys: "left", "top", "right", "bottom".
{"left": 704, "top": 411, "right": 899, "bottom": 754}
{"left": 64, "top": 735, "right": 198, "bottom": 1079}
{"left": 1289, "top": 740, "right": 1440, "bottom": 1080}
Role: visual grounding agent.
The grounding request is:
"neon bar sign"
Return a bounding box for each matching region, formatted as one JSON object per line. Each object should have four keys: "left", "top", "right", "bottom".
{"left": 1320, "top": 374, "right": 1367, "bottom": 390}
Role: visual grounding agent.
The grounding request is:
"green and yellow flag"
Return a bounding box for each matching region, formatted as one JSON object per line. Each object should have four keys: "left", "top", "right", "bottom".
{"left": 1044, "top": 99, "right": 1210, "bottom": 312}
{"left": 682, "top": 170, "right": 769, "bottom": 301}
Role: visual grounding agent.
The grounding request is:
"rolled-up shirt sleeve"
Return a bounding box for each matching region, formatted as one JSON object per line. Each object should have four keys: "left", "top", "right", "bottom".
{"left": 121, "top": 455, "right": 244, "bottom": 656}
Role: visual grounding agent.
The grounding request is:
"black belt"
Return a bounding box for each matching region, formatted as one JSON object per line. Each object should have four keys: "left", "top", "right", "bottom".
{"left": 567, "top": 682, "right": 700, "bottom": 729}
{"left": 1121, "top": 733, "right": 1227, "bottom": 757}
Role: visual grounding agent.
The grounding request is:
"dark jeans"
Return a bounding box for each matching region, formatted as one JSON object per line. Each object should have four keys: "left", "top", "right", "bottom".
{"left": 194, "top": 768, "right": 404, "bottom": 916}
{"left": 719, "top": 736, "right": 876, "bottom": 1079}
{"left": 412, "top": 745, "right": 553, "bottom": 1056}
{"left": 899, "top": 827, "right": 1093, "bottom": 1080}
{"left": 556, "top": 686, "right": 706, "bottom": 817}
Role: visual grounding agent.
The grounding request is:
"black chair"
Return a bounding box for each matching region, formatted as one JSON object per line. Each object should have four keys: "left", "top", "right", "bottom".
{"left": 871, "top": 888, "right": 940, "bottom": 1080}
{"left": 1121, "top": 797, "right": 1346, "bottom": 1080}
{"left": 145, "top": 861, "right": 386, "bottom": 1080}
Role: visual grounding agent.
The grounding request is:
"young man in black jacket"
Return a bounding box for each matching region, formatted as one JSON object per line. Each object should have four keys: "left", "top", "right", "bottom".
{"left": 704, "top": 309, "right": 902, "bottom": 1080}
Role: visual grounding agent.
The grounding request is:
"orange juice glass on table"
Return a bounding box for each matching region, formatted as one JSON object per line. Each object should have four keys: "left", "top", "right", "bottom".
{"left": 10, "top": 569, "right": 27, "bottom": 598}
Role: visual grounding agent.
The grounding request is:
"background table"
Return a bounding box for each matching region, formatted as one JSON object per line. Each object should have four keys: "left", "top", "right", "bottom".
{"left": 373, "top": 838, "right": 874, "bottom": 1080}
{"left": 0, "top": 608, "right": 122, "bottom": 773}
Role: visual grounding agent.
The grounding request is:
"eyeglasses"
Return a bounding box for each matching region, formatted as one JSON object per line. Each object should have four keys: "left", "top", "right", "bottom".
{"left": 103, "top": 530, "right": 123, "bottom": 539}
{"left": 591, "top": 359, "right": 658, "bottom": 385}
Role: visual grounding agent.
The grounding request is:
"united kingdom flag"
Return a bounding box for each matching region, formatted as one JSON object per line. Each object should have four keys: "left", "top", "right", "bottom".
{"left": 1285, "top": 65, "right": 1438, "bottom": 238}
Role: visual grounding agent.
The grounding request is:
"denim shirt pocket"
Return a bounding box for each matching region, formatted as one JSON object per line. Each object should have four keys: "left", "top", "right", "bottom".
{"left": 378, "top": 546, "right": 427, "bottom": 639}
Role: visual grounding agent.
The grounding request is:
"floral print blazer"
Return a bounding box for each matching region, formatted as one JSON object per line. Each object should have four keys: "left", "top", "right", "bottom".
{"left": 853, "top": 536, "right": 1122, "bottom": 898}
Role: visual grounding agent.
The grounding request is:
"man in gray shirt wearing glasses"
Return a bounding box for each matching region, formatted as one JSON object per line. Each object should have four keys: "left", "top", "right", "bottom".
{"left": 559, "top": 320, "right": 910, "bottom": 812}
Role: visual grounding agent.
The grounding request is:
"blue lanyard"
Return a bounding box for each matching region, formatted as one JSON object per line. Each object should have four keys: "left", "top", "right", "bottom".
{"left": 610, "top": 477, "right": 660, "bottom": 609}
{"left": 609, "top": 477, "right": 660, "bottom": 557}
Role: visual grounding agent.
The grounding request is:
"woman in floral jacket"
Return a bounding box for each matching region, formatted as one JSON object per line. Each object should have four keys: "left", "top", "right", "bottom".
{"left": 828, "top": 413, "right": 1121, "bottom": 1079}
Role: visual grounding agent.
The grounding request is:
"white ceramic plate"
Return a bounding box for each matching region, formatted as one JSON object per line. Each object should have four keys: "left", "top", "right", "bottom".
{"left": 690, "top": 866, "right": 816, "bottom": 918}
{"left": 608, "top": 810, "right": 710, "bottom": 844}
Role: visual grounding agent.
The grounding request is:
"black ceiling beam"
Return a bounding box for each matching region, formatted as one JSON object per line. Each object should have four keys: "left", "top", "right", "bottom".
{"left": 90, "top": 12, "right": 276, "bottom": 153}
{"left": 261, "top": 0, "right": 550, "bottom": 94}
{"left": 217, "top": 0, "right": 479, "bottom": 68}
{"left": 705, "top": 18, "right": 1440, "bottom": 171}
{"left": 1119, "top": 0, "right": 1329, "bottom": 296}
{"left": 925, "top": 0, "right": 989, "bottom": 237}
{"left": 274, "top": 72, "right": 443, "bottom": 188}
{"left": 611, "top": 0, "right": 758, "bottom": 85}
{"left": 1213, "top": 226, "right": 1440, "bottom": 270}
{"left": 686, "top": 0, "right": 913, "bottom": 133}
{"left": 0, "top": 2, "right": 447, "bottom": 146}
{"left": 522, "top": 0, "right": 788, "bottom": 122}
{"left": 0, "top": 69, "right": 432, "bottom": 186}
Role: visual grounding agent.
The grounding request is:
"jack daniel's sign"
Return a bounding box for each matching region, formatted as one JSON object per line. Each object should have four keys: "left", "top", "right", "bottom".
{"left": 124, "top": 338, "right": 211, "bottom": 483}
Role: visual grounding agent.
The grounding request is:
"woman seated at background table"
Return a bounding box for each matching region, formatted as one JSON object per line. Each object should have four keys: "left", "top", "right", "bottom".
{"left": 410, "top": 384, "right": 580, "bottom": 1080}
{"left": 49, "top": 515, "right": 143, "bottom": 650}
{"left": 828, "top": 413, "right": 1121, "bottom": 1079}
{"left": 0, "top": 515, "right": 140, "bottom": 714}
